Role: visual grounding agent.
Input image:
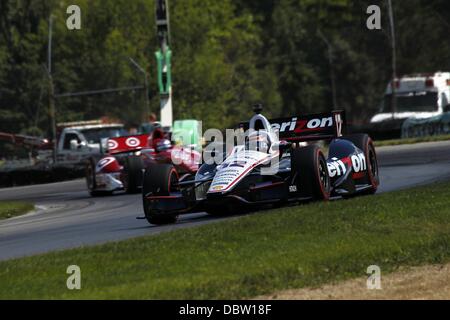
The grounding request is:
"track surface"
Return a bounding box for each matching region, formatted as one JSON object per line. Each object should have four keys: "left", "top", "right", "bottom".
{"left": 1, "top": 141, "right": 450, "bottom": 261}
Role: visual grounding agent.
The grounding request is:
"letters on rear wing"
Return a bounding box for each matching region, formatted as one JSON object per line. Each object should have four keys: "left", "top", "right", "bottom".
{"left": 239, "top": 111, "right": 346, "bottom": 142}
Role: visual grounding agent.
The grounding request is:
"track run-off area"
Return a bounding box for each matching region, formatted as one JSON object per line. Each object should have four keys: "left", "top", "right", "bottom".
{"left": 1, "top": 140, "right": 450, "bottom": 261}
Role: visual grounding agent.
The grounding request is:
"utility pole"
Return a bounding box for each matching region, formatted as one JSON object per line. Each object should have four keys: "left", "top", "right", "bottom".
{"left": 318, "top": 30, "right": 338, "bottom": 110}
{"left": 47, "top": 15, "right": 57, "bottom": 164}
{"left": 387, "top": 0, "right": 397, "bottom": 118}
{"left": 129, "top": 57, "right": 150, "bottom": 121}
{"left": 155, "top": 0, "right": 173, "bottom": 128}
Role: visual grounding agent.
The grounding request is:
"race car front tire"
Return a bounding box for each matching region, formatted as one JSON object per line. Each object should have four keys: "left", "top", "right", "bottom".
{"left": 291, "top": 145, "right": 331, "bottom": 201}
{"left": 86, "top": 158, "right": 112, "bottom": 197}
{"left": 142, "top": 164, "right": 179, "bottom": 225}
{"left": 341, "top": 134, "right": 379, "bottom": 195}
{"left": 123, "top": 156, "right": 144, "bottom": 194}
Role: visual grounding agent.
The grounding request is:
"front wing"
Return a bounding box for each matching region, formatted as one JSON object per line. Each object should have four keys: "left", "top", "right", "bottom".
{"left": 144, "top": 178, "right": 310, "bottom": 215}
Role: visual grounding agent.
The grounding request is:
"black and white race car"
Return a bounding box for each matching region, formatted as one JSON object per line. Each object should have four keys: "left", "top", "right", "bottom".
{"left": 142, "top": 106, "right": 380, "bottom": 225}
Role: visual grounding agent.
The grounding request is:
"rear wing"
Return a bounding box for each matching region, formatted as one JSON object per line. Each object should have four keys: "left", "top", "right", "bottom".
{"left": 239, "top": 111, "right": 346, "bottom": 142}
{"left": 107, "top": 134, "right": 151, "bottom": 155}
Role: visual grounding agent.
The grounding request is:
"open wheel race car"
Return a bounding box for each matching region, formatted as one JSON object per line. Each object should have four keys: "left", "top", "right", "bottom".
{"left": 85, "top": 127, "right": 200, "bottom": 196}
{"left": 142, "top": 107, "right": 380, "bottom": 225}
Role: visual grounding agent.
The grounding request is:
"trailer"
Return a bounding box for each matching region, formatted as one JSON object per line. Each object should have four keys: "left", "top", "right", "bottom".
{"left": 368, "top": 72, "right": 450, "bottom": 139}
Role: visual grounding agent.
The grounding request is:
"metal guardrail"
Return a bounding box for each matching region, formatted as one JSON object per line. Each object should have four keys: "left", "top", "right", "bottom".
{"left": 402, "top": 113, "right": 450, "bottom": 138}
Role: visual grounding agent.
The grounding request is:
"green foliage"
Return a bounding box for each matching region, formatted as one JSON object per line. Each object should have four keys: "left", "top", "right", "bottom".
{"left": 0, "top": 201, "right": 34, "bottom": 220}
{"left": 0, "top": 0, "right": 449, "bottom": 134}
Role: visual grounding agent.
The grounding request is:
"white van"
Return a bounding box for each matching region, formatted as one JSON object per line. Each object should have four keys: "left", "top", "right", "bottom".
{"left": 369, "top": 72, "right": 450, "bottom": 138}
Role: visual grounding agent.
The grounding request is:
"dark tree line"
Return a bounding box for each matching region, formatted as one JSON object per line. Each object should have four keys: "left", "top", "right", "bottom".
{"left": 0, "top": 0, "right": 449, "bottom": 136}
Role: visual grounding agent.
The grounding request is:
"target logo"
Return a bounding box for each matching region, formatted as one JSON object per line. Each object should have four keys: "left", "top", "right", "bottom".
{"left": 107, "top": 140, "right": 119, "bottom": 150}
{"left": 126, "top": 137, "right": 140, "bottom": 148}
{"left": 97, "top": 157, "right": 116, "bottom": 171}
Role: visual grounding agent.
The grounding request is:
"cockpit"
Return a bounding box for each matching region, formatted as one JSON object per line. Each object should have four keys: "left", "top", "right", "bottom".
{"left": 244, "top": 110, "right": 279, "bottom": 154}
{"left": 245, "top": 130, "right": 271, "bottom": 153}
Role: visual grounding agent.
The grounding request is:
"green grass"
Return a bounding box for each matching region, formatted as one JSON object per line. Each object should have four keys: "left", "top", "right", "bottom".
{"left": 0, "top": 201, "right": 34, "bottom": 220}
{"left": 2, "top": 182, "right": 450, "bottom": 299}
{"left": 374, "top": 134, "right": 450, "bottom": 147}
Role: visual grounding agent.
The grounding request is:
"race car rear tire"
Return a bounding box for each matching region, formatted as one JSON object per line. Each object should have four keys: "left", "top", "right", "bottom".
{"left": 142, "top": 164, "right": 179, "bottom": 225}
{"left": 123, "top": 156, "right": 144, "bottom": 194}
{"left": 341, "top": 134, "right": 379, "bottom": 195}
{"left": 291, "top": 145, "right": 331, "bottom": 201}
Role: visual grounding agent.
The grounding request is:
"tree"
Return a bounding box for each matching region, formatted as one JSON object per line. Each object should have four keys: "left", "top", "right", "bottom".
{"left": 0, "top": 0, "right": 449, "bottom": 135}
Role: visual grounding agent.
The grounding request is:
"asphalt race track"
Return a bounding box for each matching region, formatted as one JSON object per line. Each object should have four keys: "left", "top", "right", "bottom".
{"left": 1, "top": 141, "right": 450, "bottom": 261}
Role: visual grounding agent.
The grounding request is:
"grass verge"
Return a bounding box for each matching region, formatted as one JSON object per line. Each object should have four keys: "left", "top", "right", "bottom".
{"left": 1, "top": 182, "right": 450, "bottom": 299}
{"left": 0, "top": 201, "right": 34, "bottom": 220}
{"left": 374, "top": 134, "right": 450, "bottom": 147}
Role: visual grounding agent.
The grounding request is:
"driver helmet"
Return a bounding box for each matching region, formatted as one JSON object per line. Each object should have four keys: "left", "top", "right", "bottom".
{"left": 156, "top": 139, "right": 171, "bottom": 152}
{"left": 246, "top": 130, "right": 271, "bottom": 153}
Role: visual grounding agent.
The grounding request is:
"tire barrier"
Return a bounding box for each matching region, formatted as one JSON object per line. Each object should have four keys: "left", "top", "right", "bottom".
{"left": 402, "top": 113, "right": 450, "bottom": 139}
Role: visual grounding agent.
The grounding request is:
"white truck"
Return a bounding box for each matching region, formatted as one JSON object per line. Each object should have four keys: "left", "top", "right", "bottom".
{"left": 369, "top": 72, "right": 450, "bottom": 139}
{"left": 0, "top": 120, "right": 125, "bottom": 186}
{"left": 53, "top": 120, "right": 125, "bottom": 168}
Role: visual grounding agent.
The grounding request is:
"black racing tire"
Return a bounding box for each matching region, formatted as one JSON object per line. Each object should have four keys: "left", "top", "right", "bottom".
{"left": 341, "top": 134, "right": 379, "bottom": 195}
{"left": 291, "top": 145, "right": 331, "bottom": 201}
{"left": 85, "top": 158, "right": 100, "bottom": 197}
{"left": 123, "top": 156, "right": 144, "bottom": 194}
{"left": 142, "top": 164, "right": 179, "bottom": 225}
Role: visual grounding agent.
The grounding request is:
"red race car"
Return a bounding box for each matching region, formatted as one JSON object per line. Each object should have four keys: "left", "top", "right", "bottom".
{"left": 85, "top": 127, "right": 200, "bottom": 196}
